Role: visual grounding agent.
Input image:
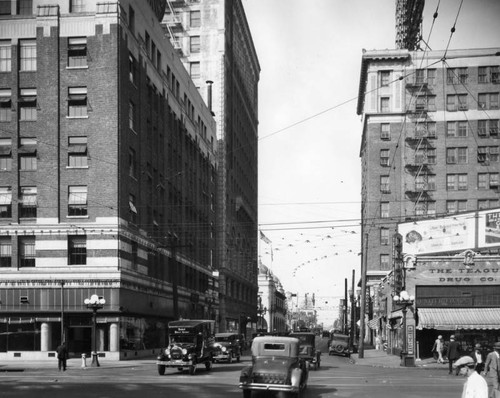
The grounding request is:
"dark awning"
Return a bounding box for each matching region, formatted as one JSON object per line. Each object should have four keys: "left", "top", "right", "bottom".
{"left": 417, "top": 308, "right": 500, "bottom": 330}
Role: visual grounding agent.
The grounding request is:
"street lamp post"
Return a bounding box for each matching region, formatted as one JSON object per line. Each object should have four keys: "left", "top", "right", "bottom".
{"left": 393, "top": 290, "right": 415, "bottom": 367}
{"left": 84, "top": 294, "right": 106, "bottom": 367}
{"left": 257, "top": 296, "right": 267, "bottom": 332}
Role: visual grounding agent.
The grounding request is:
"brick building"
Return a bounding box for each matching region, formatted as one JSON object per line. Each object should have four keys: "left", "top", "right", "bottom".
{"left": 357, "top": 48, "right": 500, "bottom": 280}
{"left": 357, "top": 47, "right": 500, "bottom": 354}
{"left": 161, "top": 0, "right": 260, "bottom": 333}
{"left": 0, "top": 0, "right": 218, "bottom": 360}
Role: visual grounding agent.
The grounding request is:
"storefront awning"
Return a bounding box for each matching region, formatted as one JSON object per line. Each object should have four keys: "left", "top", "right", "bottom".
{"left": 417, "top": 308, "right": 500, "bottom": 330}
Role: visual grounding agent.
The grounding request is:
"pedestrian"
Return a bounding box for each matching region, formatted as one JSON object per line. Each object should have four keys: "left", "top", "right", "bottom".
{"left": 432, "top": 335, "right": 444, "bottom": 363}
{"left": 453, "top": 355, "right": 488, "bottom": 398}
{"left": 447, "top": 335, "right": 461, "bottom": 375}
{"left": 474, "top": 344, "right": 486, "bottom": 374}
{"left": 484, "top": 342, "right": 500, "bottom": 398}
{"left": 56, "top": 341, "right": 68, "bottom": 371}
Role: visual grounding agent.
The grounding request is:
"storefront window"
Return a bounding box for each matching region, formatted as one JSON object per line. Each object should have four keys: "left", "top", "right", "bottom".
{"left": 120, "top": 317, "right": 167, "bottom": 350}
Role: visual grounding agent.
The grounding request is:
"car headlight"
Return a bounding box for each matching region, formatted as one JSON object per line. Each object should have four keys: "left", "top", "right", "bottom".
{"left": 165, "top": 348, "right": 170, "bottom": 355}
{"left": 182, "top": 348, "right": 188, "bottom": 355}
{"left": 221, "top": 346, "right": 227, "bottom": 352}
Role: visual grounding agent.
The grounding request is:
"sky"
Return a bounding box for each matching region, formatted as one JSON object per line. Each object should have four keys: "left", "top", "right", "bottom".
{"left": 242, "top": 0, "right": 500, "bottom": 327}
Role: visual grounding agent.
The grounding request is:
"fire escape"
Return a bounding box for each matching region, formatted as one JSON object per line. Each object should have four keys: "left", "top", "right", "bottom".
{"left": 404, "top": 73, "right": 436, "bottom": 217}
{"left": 162, "top": 0, "right": 187, "bottom": 53}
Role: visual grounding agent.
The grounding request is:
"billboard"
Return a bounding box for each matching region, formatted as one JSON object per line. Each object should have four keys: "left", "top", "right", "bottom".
{"left": 478, "top": 209, "right": 500, "bottom": 247}
{"left": 399, "top": 213, "right": 476, "bottom": 255}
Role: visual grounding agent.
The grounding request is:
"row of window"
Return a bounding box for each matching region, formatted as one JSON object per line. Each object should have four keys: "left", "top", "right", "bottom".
{"left": 380, "top": 146, "right": 500, "bottom": 166}
{"left": 0, "top": 235, "right": 86, "bottom": 267}
{"left": 379, "top": 66, "right": 499, "bottom": 87}
{"left": 380, "top": 120, "right": 500, "bottom": 140}
{"left": 0, "top": 137, "right": 88, "bottom": 170}
{"left": 0, "top": 186, "right": 88, "bottom": 219}
{"left": 379, "top": 172, "right": 499, "bottom": 193}
{"left": 0, "top": 36, "right": 89, "bottom": 73}
{"left": 379, "top": 198, "right": 499, "bottom": 220}
{"left": 379, "top": 93, "right": 500, "bottom": 113}
{"left": 0, "top": 87, "right": 89, "bottom": 122}
{"left": 0, "top": 0, "right": 97, "bottom": 16}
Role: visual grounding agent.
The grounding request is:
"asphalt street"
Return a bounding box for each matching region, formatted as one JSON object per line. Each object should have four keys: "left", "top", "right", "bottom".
{"left": 0, "top": 339, "right": 466, "bottom": 397}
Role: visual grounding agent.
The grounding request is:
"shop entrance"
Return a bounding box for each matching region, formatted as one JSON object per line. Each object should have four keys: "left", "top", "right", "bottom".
{"left": 67, "top": 326, "right": 91, "bottom": 356}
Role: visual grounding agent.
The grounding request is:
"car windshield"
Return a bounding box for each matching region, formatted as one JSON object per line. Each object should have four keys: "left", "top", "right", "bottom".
{"left": 170, "top": 335, "right": 196, "bottom": 344}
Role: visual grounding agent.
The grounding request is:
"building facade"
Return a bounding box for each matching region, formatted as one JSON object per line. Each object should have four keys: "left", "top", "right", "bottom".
{"left": 374, "top": 208, "right": 500, "bottom": 362}
{"left": 161, "top": 0, "right": 260, "bottom": 333}
{"left": 358, "top": 48, "right": 500, "bottom": 276}
{"left": 357, "top": 47, "right": 500, "bottom": 348}
{"left": 0, "top": 0, "right": 218, "bottom": 360}
{"left": 257, "top": 262, "right": 287, "bottom": 334}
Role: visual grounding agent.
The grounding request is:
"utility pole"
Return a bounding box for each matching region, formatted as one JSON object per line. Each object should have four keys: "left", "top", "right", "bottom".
{"left": 343, "top": 278, "right": 348, "bottom": 334}
{"left": 358, "top": 233, "right": 368, "bottom": 358}
{"left": 350, "top": 269, "right": 355, "bottom": 351}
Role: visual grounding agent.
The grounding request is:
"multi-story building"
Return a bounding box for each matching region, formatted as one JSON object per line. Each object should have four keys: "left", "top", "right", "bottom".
{"left": 161, "top": 0, "right": 260, "bottom": 333}
{"left": 357, "top": 47, "right": 500, "bottom": 282}
{"left": 0, "top": 0, "right": 218, "bottom": 360}
{"left": 257, "top": 262, "right": 287, "bottom": 334}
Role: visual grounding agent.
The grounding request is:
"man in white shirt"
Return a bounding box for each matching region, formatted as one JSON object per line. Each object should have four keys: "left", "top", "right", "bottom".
{"left": 454, "top": 356, "right": 488, "bottom": 398}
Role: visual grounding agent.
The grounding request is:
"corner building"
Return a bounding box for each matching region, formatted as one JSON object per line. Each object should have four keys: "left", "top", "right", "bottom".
{"left": 161, "top": 0, "right": 260, "bottom": 334}
{"left": 357, "top": 48, "right": 500, "bottom": 279}
{"left": 0, "top": 0, "right": 218, "bottom": 360}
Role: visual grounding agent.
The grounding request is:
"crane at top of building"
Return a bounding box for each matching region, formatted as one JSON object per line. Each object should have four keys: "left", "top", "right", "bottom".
{"left": 395, "top": 0, "right": 425, "bottom": 50}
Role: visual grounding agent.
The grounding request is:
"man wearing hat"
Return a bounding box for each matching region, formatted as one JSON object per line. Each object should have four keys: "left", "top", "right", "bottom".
{"left": 453, "top": 355, "right": 488, "bottom": 398}
{"left": 484, "top": 342, "right": 500, "bottom": 398}
{"left": 447, "top": 335, "right": 461, "bottom": 375}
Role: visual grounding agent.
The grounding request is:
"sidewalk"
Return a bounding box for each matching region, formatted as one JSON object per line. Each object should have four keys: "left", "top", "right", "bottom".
{"left": 0, "top": 357, "right": 155, "bottom": 372}
{"left": 350, "top": 348, "right": 450, "bottom": 370}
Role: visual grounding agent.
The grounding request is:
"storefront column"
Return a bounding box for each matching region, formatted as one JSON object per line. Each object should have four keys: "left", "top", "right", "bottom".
{"left": 40, "top": 322, "right": 51, "bottom": 351}
{"left": 109, "top": 323, "right": 119, "bottom": 352}
{"left": 98, "top": 328, "right": 105, "bottom": 351}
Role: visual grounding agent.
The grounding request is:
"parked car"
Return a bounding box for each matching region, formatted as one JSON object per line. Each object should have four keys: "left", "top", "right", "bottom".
{"left": 239, "top": 336, "right": 308, "bottom": 398}
{"left": 213, "top": 332, "right": 241, "bottom": 363}
{"left": 156, "top": 320, "right": 217, "bottom": 375}
{"left": 328, "top": 333, "right": 352, "bottom": 357}
{"left": 289, "top": 331, "right": 321, "bottom": 370}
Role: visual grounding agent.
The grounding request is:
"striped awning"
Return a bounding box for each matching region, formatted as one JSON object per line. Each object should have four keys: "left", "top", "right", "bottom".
{"left": 417, "top": 308, "right": 500, "bottom": 331}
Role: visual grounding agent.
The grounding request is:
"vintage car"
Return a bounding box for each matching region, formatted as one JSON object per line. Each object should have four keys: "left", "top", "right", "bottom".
{"left": 213, "top": 332, "right": 242, "bottom": 363}
{"left": 289, "top": 331, "right": 321, "bottom": 370}
{"left": 156, "top": 319, "right": 216, "bottom": 375}
{"left": 239, "top": 336, "right": 308, "bottom": 398}
{"left": 328, "top": 333, "right": 352, "bottom": 357}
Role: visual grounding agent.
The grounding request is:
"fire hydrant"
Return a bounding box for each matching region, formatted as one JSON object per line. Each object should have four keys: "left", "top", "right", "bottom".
{"left": 81, "top": 353, "right": 87, "bottom": 368}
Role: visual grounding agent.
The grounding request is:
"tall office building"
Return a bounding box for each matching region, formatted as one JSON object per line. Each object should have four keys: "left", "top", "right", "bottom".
{"left": 0, "top": 0, "right": 218, "bottom": 360}
{"left": 357, "top": 48, "right": 500, "bottom": 283}
{"left": 162, "top": 0, "right": 260, "bottom": 334}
